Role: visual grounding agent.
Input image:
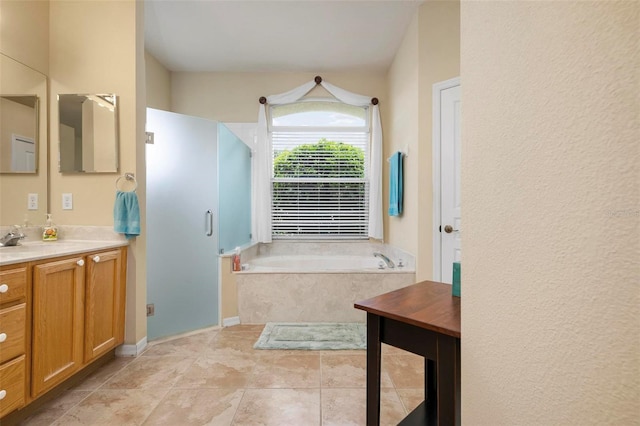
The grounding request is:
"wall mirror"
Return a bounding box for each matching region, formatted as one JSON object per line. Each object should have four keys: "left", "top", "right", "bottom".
{"left": 0, "top": 53, "right": 48, "bottom": 226}
{"left": 58, "top": 94, "right": 119, "bottom": 173}
{"left": 0, "top": 95, "right": 39, "bottom": 173}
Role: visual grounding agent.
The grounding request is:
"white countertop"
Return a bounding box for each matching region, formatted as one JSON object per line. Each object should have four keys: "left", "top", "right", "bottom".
{"left": 0, "top": 240, "right": 129, "bottom": 266}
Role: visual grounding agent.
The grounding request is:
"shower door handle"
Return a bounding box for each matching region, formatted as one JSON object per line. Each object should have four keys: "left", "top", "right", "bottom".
{"left": 206, "top": 210, "right": 213, "bottom": 236}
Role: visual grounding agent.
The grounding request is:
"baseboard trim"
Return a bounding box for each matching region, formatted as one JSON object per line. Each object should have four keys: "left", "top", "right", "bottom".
{"left": 115, "top": 336, "right": 147, "bottom": 357}
{"left": 223, "top": 316, "right": 240, "bottom": 327}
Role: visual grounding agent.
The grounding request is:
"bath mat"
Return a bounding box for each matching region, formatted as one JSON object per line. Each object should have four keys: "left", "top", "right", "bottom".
{"left": 254, "top": 322, "right": 366, "bottom": 350}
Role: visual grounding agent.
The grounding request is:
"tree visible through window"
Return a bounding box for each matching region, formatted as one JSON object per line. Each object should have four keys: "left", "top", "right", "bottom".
{"left": 270, "top": 102, "right": 369, "bottom": 239}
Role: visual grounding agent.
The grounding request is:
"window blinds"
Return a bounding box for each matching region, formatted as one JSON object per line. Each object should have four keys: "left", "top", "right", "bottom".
{"left": 271, "top": 130, "right": 369, "bottom": 239}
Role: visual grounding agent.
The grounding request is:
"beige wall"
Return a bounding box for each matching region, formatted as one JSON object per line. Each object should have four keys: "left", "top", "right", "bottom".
{"left": 0, "top": 0, "right": 49, "bottom": 74}
{"left": 386, "top": 13, "right": 419, "bottom": 255}
{"left": 131, "top": 0, "right": 148, "bottom": 347}
{"left": 145, "top": 51, "right": 171, "bottom": 110}
{"left": 220, "top": 257, "right": 238, "bottom": 320}
{"left": 461, "top": 1, "right": 639, "bottom": 424}
{"left": 49, "top": 0, "right": 137, "bottom": 225}
{"left": 0, "top": 0, "right": 49, "bottom": 227}
{"left": 416, "top": 1, "right": 460, "bottom": 281}
{"left": 49, "top": 0, "right": 147, "bottom": 344}
{"left": 386, "top": 0, "right": 460, "bottom": 280}
{"left": 171, "top": 71, "right": 386, "bottom": 123}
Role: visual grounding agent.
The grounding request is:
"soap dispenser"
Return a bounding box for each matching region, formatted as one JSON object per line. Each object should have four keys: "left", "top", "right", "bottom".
{"left": 42, "top": 214, "right": 58, "bottom": 241}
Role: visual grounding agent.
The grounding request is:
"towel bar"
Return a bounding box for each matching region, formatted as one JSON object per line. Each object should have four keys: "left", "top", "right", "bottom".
{"left": 386, "top": 147, "right": 409, "bottom": 162}
{"left": 115, "top": 173, "right": 138, "bottom": 191}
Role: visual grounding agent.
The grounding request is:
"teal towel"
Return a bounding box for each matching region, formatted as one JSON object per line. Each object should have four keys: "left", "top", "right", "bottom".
{"left": 388, "top": 151, "right": 403, "bottom": 216}
{"left": 114, "top": 191, "right": 140, "bottom": 239}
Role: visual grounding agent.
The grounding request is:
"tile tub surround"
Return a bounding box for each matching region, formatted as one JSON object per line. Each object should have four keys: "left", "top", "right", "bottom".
{"left": 237, "top": 272, "right": 416, "bottom": 323}
{"left": 18, "top": 325, "right": 422, "bottom": 425}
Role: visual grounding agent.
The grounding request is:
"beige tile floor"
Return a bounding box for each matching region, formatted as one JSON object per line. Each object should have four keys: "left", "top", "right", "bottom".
{"left": 20, "top": 325, "right": 424, "bottom": 426}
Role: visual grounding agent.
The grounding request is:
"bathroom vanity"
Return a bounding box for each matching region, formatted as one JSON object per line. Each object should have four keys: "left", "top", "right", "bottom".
{"left": 0, "top": 241, "right": 127, "bottom": 419}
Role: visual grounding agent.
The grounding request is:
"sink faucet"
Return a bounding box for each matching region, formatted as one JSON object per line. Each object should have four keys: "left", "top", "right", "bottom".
{"left": 0, "top": 225, "right": 25, "bottom": 247}
{"left": 373, "top": 252, "right": 395, "bottom": 268}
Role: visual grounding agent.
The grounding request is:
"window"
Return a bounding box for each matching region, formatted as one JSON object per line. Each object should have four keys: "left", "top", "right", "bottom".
{"left": 270, "top": 101, "right": 370, "bottom": 239}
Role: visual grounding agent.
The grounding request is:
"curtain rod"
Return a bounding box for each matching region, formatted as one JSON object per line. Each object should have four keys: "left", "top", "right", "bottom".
{"left": 258, "top": 75, "right": 379, "bottom": 105}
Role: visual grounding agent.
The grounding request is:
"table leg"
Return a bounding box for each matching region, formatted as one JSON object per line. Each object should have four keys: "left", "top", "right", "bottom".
{"left": 436, "top": 335, "right": 460, "bottom": 425}
{"left": 425, "top": 358, "right": 436, "bottom": 401}
{"left": 366, "top": 313, "right": 382, "bottom": 426}
{"left": 425, "top": 358, "right": 437, "bottom": 422}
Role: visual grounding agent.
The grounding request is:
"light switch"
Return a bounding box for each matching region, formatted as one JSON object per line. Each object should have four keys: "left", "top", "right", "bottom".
{"left": 62, "top": 193, "right": 73, "bottom": 210}
{"left": 28, "top": 193, "right": 38, "bottom": 210}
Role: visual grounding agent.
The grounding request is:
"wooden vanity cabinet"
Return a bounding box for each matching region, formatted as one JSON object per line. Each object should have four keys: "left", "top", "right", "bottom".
{"left": 83, "top": 249, "right": 126, "bottom": 363}
{"left": 30, "top": 247, "right": 127, "bottom": 398}
{"left": 0, "top": 245, "right": 127, "bottom": 419}
{"left": 0, "top": 265, "right": 29, "bottom": 418}
{"left": 31, "top": 256, "right": 85, "bottom": 397}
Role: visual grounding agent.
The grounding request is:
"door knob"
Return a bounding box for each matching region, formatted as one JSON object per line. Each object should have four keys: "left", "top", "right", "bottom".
{"left": 93, "top": 255, "right": 101, "bottom": 263}
{"left": 77, "top": 259, "right": 85, "bottom": 266}
{"left": 444, "top": 225, "right": 459, "bottom": 233}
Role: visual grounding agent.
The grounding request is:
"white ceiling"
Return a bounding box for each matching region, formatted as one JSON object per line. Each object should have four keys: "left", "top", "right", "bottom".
{"left": 144, "top": 0, "right": 422, "bottom": 73}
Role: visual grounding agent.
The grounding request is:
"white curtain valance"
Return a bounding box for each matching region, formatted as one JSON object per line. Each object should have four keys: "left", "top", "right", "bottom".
{"left": 254, "top": 77, "right": 383, "bottom": 243}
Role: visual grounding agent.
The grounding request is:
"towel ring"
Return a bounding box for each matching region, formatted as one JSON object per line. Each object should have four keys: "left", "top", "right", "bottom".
{"left": 115, "top": 173, "right": 138, "bottom": 191}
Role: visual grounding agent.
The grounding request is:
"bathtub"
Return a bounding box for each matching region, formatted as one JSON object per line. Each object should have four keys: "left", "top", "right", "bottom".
{"left": 247, "top": 254, "right": 401, "bottom": 272}
{"left": 236, "top": 242, "right": 416, "bottom": 323}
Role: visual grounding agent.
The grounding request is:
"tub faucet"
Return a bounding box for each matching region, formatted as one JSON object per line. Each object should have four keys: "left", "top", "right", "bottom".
{"left": 0, "top": 225, "right": 25, "bottom": 247}
{"left": 373, "top": 252, "right": 395, "bottom": 269}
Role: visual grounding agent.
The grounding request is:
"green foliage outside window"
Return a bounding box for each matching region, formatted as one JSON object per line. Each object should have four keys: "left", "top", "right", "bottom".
{"left": 273, "top": 138, "right": 364, "bottom": 178}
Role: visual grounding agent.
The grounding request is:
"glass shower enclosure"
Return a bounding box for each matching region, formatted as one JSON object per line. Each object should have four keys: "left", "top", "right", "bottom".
{"left": 146, "top": 108, "right": 251, "bottom": 340}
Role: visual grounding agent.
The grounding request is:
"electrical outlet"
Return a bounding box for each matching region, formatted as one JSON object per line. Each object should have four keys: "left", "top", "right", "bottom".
{"left": 146, "top": 304, "right": 155, "bottom": 316}
{"left": 62, "top": 193, "right": 73, "bottom": 210}
{"left": 28, "top": 193, "right": 38, "bottom": 210}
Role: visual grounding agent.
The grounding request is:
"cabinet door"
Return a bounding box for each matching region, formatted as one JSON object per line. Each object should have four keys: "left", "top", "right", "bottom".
{"left": 31, "top": 257, "right": 84, "bottom": 397}
{"left": 84, "top": 249, "right": 125, "bottom": 363}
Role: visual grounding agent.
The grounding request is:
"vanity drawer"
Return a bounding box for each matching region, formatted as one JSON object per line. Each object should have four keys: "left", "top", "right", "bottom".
{"left": 0, "top": 304, "right": 26, "bottom": 364}
{"left": 0, "top": 268, "right": 27, "bottom": 304}
{"left": 0, "top": 355, "right": 26, "bottom": 418}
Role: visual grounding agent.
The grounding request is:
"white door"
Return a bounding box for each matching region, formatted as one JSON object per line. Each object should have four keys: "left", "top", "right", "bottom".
{"left": 434, "top": 79, "right": 461, "bottom": 284}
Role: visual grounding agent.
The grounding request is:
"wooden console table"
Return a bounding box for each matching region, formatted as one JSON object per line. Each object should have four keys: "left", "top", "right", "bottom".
{"left": 355, "top": 281, "right": 461, "bottom": 425}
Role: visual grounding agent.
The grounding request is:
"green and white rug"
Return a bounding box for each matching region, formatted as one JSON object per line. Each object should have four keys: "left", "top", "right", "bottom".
{"left": 254, "top": 322, "right": 366, "bottom": 350}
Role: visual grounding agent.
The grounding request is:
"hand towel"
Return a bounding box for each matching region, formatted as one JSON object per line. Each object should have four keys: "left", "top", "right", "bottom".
{"left": 114, "top": 190, "right": 140, "bottom": 239}
{"left": 388, "top": 151, "right": 403, "bottom": 216}
{"left": 452, "top": 262, "right": 461, "bottom": 297}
